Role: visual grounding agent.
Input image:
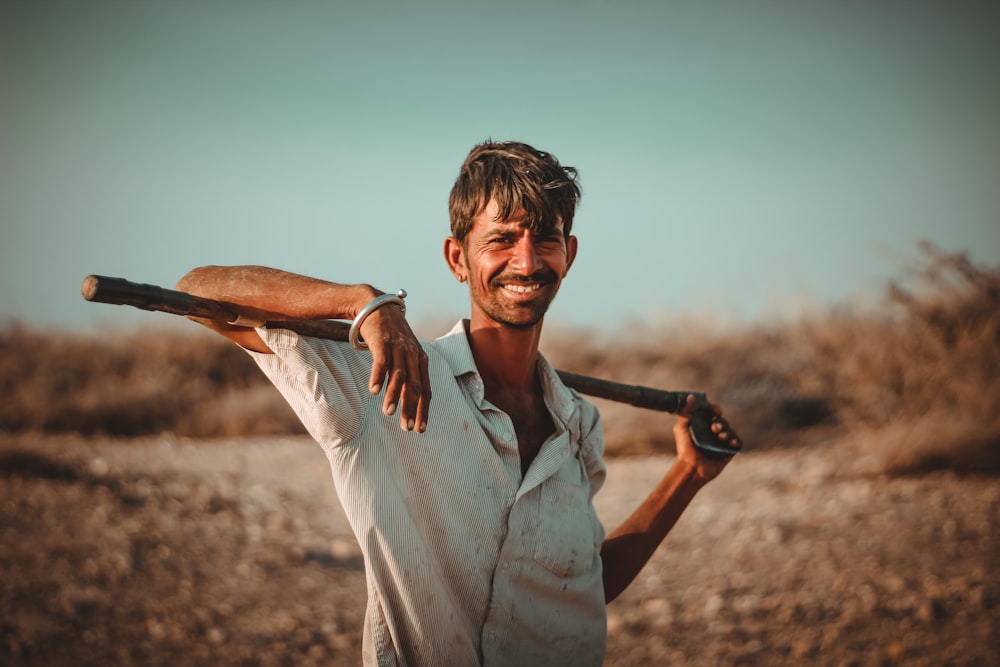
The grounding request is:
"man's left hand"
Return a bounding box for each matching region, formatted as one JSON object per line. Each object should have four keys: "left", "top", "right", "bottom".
{"left": 674, "top": 395, "right": 742, "bottom": 484}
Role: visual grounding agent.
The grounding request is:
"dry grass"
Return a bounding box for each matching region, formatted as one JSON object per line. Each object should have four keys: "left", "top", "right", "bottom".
{"left": 0, "top": 326, "right": 304, "bottom": 439}
{"left": 3, "top": 241, "right": 997, "bottom": 476}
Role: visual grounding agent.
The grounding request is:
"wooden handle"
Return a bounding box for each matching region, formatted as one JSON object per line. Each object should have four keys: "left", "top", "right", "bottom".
{"left": 81, "top": 275, "right": 695, "bottom": 413}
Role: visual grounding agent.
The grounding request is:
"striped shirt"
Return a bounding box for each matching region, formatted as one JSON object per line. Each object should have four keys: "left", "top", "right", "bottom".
{"left": 248, "top": 320, "right": 608, "bottom": 667}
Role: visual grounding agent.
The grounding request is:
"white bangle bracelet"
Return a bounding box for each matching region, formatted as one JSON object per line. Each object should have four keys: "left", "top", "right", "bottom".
{"left": 348, "top": 290, "right": 407, "bottom": 350}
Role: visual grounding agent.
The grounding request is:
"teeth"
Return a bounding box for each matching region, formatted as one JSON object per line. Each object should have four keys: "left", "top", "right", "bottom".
{"left": 503, "top": 283, "right": 540, "bottom": 294}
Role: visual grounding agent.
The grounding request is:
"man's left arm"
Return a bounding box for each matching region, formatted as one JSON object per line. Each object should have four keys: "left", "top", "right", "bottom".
{"left": 600, "top": 396, "right": 742, "bottom": 603}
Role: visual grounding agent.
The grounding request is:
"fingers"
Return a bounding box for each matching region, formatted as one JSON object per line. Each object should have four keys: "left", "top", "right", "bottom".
{"left": 414, "top": 346, "right": 432, "bottom": 432}
{"left": 707, "top": 406, "right": 742, "bottom": 451}
{"left": 380, "top": 358, "right": 408, "bottom": 420}
{"left": 364, "top": 314, "right": 430, "bottom": 433}
{"left": 376, "top": 344, "right": 429, "bottom": 432}
{"left": 678, "top": 393, "right": 722, "bottom": 417}
{"left": 677, "top": 393, "right": 697, "bottom": 420}
{"left": 394, "top": 338, "right": 431, "bottom": 432}
{"left": 368, "top": 346, "right": 389, "bottom": 396}
{"left": 711, "top": 419, "right": 742, "bottom": 450}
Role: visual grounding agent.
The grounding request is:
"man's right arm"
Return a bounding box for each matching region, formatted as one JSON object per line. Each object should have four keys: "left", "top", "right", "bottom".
{"left": 176, "top": 265, "right": 431, "bottom": 433}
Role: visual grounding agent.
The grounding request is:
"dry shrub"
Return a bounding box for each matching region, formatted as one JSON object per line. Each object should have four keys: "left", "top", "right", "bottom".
{"left": 545, "top": 241, "right": 999, "bottom": 474}
{"left": 0, "top": 326, "right": 304, "bottom": 439}
{"left": 809, "top": 241, "right": 1000, "bottom": 474}
{"left": 846, "top": 403, "right": 1000, "bottom": 477}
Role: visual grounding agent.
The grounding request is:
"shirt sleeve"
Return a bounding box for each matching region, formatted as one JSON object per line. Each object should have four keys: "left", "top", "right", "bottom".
{"left": 244, "top": 327, "right": 375, "bottom": 450}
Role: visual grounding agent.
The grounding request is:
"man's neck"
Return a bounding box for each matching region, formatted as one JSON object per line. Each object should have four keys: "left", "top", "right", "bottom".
{"left": 466, "top": 316, "right": 543, "bottom": 394}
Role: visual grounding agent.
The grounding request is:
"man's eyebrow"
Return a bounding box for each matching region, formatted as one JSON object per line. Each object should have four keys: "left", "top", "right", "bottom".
{"left": 484, "top": 221, "right": 524, "bottom": 234}
{"left": 483, "top": 220, "right": 564, "bottom": 240}
{"left": 483, "top": 227, "right": 516, "bottom": 239}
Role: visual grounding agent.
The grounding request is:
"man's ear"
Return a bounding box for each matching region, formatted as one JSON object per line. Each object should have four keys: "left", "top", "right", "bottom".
{"left": 443, "top": 236, "right": 468, "bottom": 282}
{"left": 564, "top": 235, "right": 579, "bottom": 275}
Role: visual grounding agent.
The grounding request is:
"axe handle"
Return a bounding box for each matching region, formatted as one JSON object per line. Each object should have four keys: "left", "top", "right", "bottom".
{"left": 81, "top": 274, "right": 694, "bottom": 411}
{"left": 81, "top": 274, "right": 353, "bottom": 340}
{"left": 81, "top": 274, "right": 737, "bottom": 456}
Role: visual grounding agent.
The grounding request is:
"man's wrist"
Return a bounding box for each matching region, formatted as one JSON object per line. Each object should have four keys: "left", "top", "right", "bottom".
{"left": 672, "top": 455, "right": 709, "bottom": 491}
{"left": 349, "top": 289, "right": 408, "bottom": 350}
{"left": 348, "top": 284, "right": 383, "bottom": 318}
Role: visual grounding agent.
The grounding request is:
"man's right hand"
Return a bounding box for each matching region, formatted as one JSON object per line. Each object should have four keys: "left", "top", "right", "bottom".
{"left": 360, "top": 305, "right": 432, "bottom": 433}
{"left": 177, "top": 266, "right": 433, "bottom": 432}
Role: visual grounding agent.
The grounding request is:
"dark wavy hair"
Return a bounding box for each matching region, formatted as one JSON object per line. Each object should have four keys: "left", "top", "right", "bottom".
{"left": 448, "top": 140, "right": 581, "bottom": 244}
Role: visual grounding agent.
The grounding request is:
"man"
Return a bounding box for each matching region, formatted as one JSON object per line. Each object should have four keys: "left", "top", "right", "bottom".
{"left": 177, "top": 141, "right": 741, "bottom": 666}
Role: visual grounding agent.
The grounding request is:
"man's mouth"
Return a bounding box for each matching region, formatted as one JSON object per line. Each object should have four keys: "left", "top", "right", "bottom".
{"left": 500, "top": 282, "right": 543, "bottom": 294}
{"left": 493, "top": 271, "right": 556, "bottom": 294}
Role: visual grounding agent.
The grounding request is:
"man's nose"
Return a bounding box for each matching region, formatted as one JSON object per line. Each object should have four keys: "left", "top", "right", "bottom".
{"left": 510, "top": 237, "right": 542, "bottom": 273}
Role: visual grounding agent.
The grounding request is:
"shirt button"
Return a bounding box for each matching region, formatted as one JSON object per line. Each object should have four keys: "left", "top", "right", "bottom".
{"left": 502, "top": 430, "right": 514, "bottom": 442}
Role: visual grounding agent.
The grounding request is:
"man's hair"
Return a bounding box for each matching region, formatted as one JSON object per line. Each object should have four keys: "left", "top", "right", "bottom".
{"left": 448, "top": 140, "right": 581, "bottom": 243}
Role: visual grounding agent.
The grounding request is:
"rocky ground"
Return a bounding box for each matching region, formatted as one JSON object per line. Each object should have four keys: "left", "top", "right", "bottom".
{"left": 1, "top": 433, "right": 997, "bottom": 666}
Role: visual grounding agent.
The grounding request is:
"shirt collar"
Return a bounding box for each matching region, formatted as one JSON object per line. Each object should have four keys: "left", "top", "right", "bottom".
{"left": 536, "top": 353, "right": 579, "bottom": 426}
{"left": 432, "top": 320, "right": 578, "bottom": 425}
{"left": 432, "top": 320, "right": 480, "bottom": 379}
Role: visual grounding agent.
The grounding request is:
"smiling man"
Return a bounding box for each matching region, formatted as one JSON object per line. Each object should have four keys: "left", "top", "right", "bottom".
{"left": 177, "top": 140, "right": 740, "bottom": 666}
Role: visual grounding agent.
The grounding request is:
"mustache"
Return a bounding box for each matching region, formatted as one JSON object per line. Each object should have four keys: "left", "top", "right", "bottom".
{"left": 491, "top": 270, "right": 558, "bottom": 287}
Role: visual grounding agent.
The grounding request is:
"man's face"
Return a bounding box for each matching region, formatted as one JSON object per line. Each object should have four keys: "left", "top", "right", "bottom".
{"left": 446, "top": 199, "right": 577, "bottom": 330}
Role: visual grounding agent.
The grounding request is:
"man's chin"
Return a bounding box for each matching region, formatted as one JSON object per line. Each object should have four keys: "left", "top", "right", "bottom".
{"left": 471, "top": 288, "right": 555, "bottom": 329}
{"left": 489, "top": 305, "right": 548, "bottom": 329}
{"left": 499, "top": 316, "right": 544, "bottom": 330}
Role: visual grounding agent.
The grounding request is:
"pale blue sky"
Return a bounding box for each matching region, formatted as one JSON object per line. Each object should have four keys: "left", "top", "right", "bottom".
{"left": 2, "top": 1, "right": 998, "bottom": 336}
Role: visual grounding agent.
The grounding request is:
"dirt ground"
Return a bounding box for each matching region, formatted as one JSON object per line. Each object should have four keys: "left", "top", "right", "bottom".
{"left": 1, "top": 433, "right": 997, "bottom": 666}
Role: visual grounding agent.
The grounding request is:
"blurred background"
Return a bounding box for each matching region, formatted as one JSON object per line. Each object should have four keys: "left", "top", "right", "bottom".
{"left": 1, "top": 1, "right": 997, "bottom": 665}
{"left": 2, "top": 0, "right": 998, "bottom": 332}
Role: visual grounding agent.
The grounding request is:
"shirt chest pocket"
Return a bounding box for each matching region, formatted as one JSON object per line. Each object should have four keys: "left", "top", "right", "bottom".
{"left": 532, "top": 461, "right": 599, "bottom": 578}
